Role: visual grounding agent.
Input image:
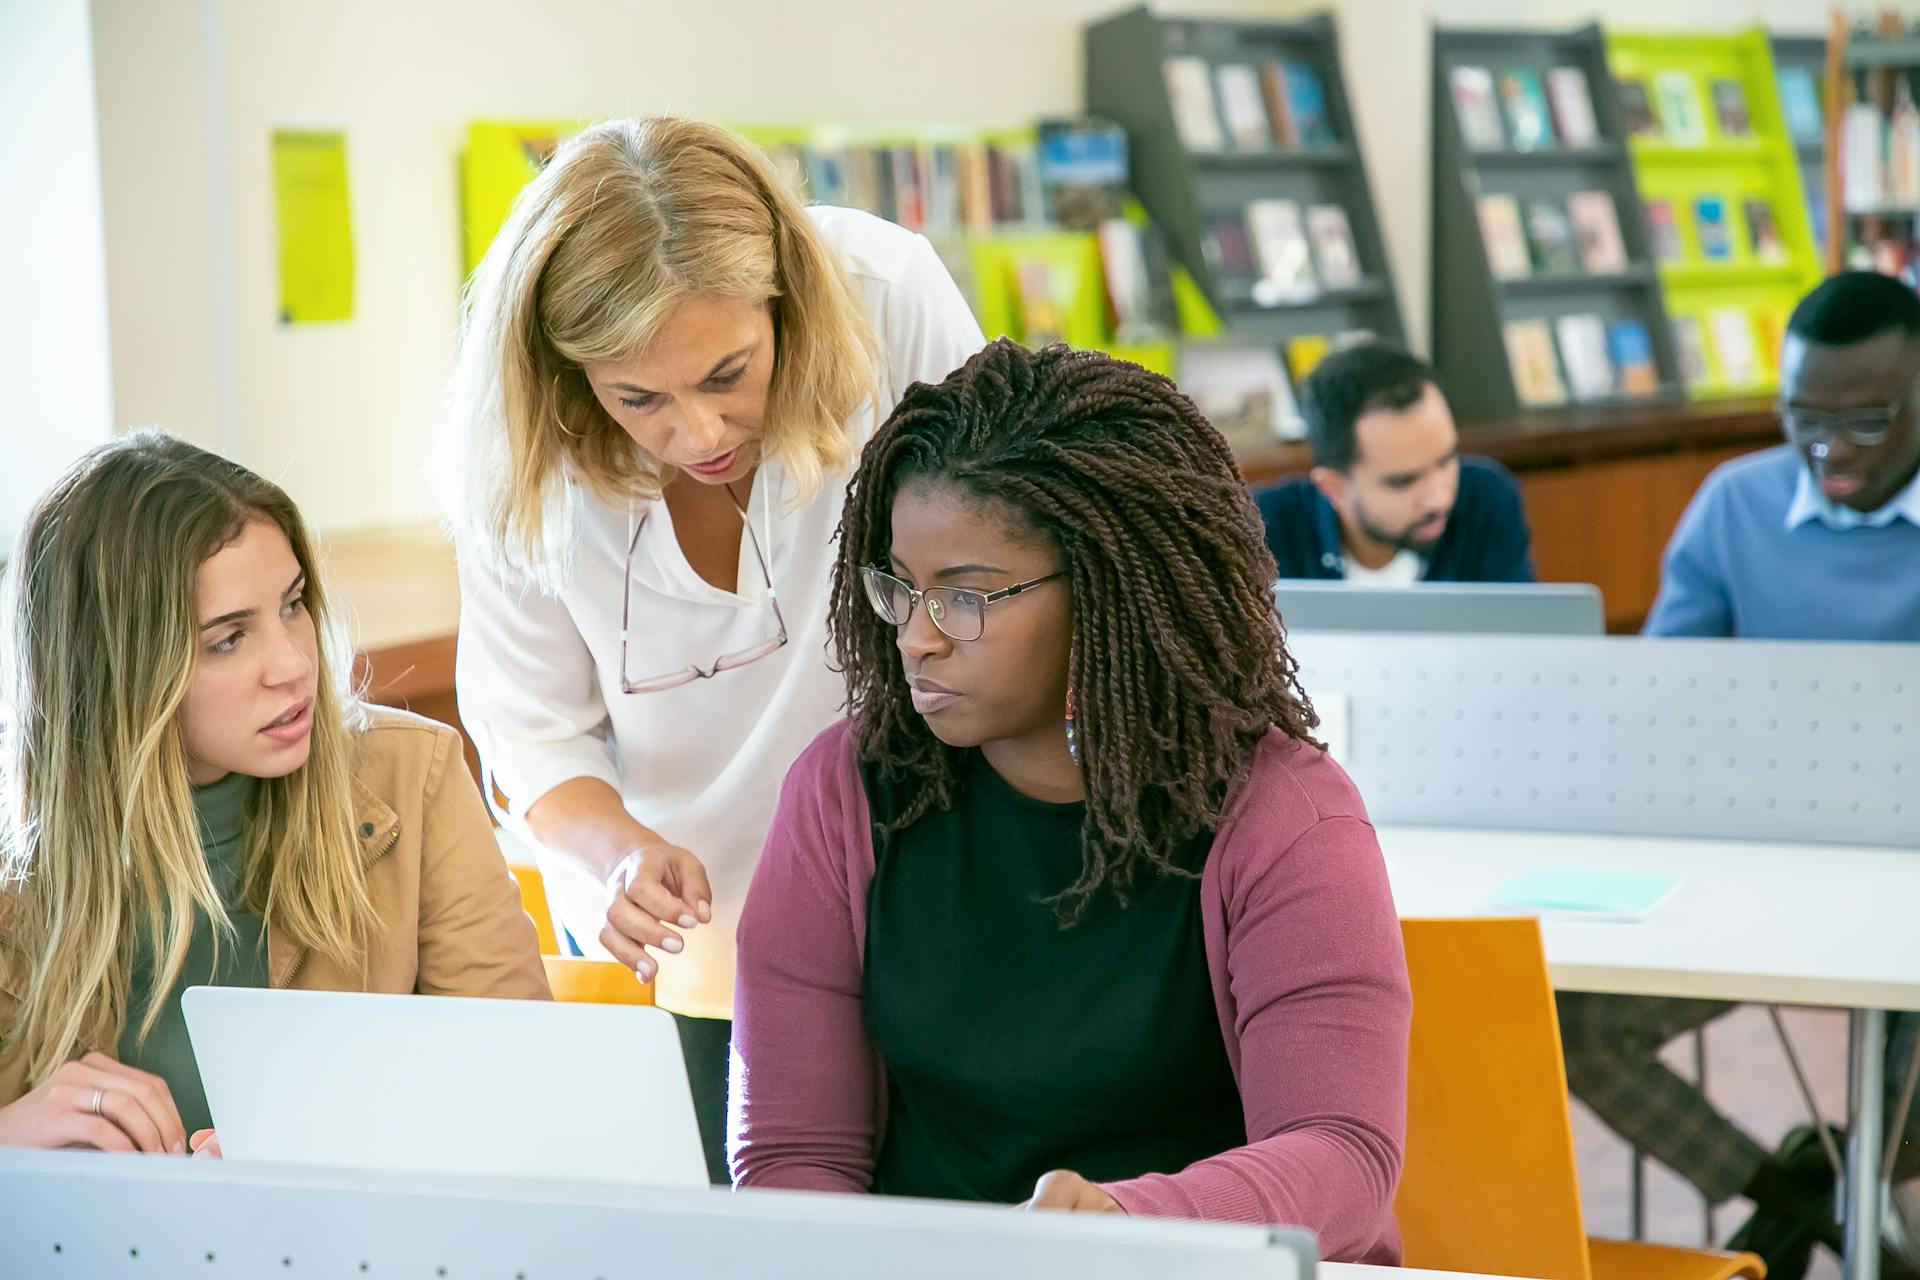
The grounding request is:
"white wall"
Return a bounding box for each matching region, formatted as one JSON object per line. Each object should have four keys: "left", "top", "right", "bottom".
{"left": 0, "top": 0, "right": 115, "bottom": 550}
{"left": 70, "top": 0, "right": 1900, "bottom": 537}
{"left": 86, "top": 0, "right": 1297, "bottom": 537}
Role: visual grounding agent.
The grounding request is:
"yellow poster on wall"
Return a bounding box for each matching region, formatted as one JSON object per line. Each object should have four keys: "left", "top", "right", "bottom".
{"left": 271, "top": 129, "right": 354, "bottom": 324}
{"left": 460, "top": 120, "right": 580, "bottom": 275}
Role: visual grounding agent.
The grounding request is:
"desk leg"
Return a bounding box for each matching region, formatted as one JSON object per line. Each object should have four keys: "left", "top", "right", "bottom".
{"left": 1848, "top": 1009, "right": 1887, "bottom": 1280}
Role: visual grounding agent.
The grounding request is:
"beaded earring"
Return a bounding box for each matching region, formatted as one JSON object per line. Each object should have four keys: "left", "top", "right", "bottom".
{"left": 1064, "top": 679, "right": 1079, "bottom": 764}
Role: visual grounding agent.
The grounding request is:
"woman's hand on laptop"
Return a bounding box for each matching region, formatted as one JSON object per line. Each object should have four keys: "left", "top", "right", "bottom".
{"left": 600, "top": 841, "right": 714, "bottom": 982}
{"left": 1020, "top": 1170, "right": 1124, "bottom": 1215}
{"left": 188, "top": 1129, "right": 222, "bottom": 1158}
{"left": 0, "top": 1052, "right": 188, "bottom": 1154}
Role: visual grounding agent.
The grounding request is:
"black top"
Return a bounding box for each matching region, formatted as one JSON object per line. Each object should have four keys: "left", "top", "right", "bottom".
{"left": 1253, "top": 454, "right": 1537, "bottom": 582}
{"left": 860, "top": 749, "right": 1245, "bottom": 1204}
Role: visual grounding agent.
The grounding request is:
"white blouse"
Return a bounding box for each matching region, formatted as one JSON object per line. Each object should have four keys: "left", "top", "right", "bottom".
{"left": 455, "top": 206, "right": 984, "bottom": 1018}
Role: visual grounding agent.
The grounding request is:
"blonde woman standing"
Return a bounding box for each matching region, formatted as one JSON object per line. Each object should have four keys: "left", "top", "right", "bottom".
{"left": 0, "top": 433, "right": 548, "bottom": 1155}
{"left": 443, "top": 116, "right": 983, "bottom": 1180}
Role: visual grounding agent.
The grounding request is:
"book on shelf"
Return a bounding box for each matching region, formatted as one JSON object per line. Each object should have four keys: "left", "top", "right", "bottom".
{"left": 959, "top": 145, "right": 995, "bottom": 231}
{"left": 1202, "top": 212, "right": 1260, "bottom": 291}
{"left": 891, "top": 145, "right": 925, "bottom": 231}
{"left": 1546, "top": 66, "right": 1600, "bottom": 148}
{"left": 1181, "top": 344, "right": 1304, "bottom": 450}
{"left": 1672, "top": 315, "right": 1710, "bottom": 387}
{"left": 1607, "top": 319, "right": 1660, "bottom": 396}
{"left": 1653, "top": 70, "right": 1708, "bottom": 145}
{"left": 1476, "top": 194, "right": 1532, "bottom": 279}
{"left": 1710, "top": 78, "right": 1753, "bottom": 139}
{"left": 1498, "top": 68, "right": 1557, "bottom": 151}
{"left": 1890, "top": 82, "right": 1920, "bottom": 209}
{"left": 1165, "top": 56, "right": 1225, "bottom": 152}
{"left": 1742, "top": 197, "right": 1786, "bottom": 264}
{"left": 1451, "top": 65, "right": 1507, "bottom": 151}
{"left": 1708, "top": 306, "right": 1762, "bottom": 387}
{"left": 1647, "top": 199, "right": 1684, "bottom": 262}
{"left": 1844, "top": 103, "right": 1885, "bottom": 212}
{"left": 1286, "top": 334, "right": 1334, "bottom": 383}
{"left": 985, "top": 144, "right": 1041, "bottom": 226}
{"left": 1616, "top": 77, "right": 1661, "bottom": 138}
{"left": 1555, "top": 312, "right": 1616, "bottom": 401}
{"left": 1281, "top": 60, "right": 1336, "bottom": 147}
{"left": 1013, "top": 255, "right": 1073, "bottom": 346}
{"left": 1245, "top": 198, "right": 1318, "bottom": 301}
{"left": 1037, "top": 118, "right": 1129, "bottom": 230}
{"left": 762, "top": 133, "right": 1059, "bottom": 236}
{"left": 1215, "top": 63, "right": 1274, "bottom": 151}
{"left": 1777, "top": 67, "right": 1823, "bottom": 142}
{"left": 925, "top": 146, "right": 961, "bottom": 238}
{"left": 1524, "top": 200, "right": 1581, "bottom": 275}
{"left": 805, "top": 146, "right": 846, "bottom": 206}
{"left": 1306, "top": 204, "right": 1362, "bottom": 288}
{"left": 1752, "top": 309, "right": 1784, "bottom": 368}
{"left": 1568, "top": 190, "right": 1628, "bottom": 274}
{"left": 1869, "top": 236, "right": 1917, "bottom": 283}
{"left": 1259, "top": 60, "right": 1297, "bottom": 148}
{"left": 1503, "top": 318, "right": 1568, "bottom": 407}
{"left": 1016, "top": 141, "right": 1046, "bottom": 225}
{"left": 1693, "top": 195, "right": 1732, "bottom": 261}
{"left": 1096, "top": 219, "right": 1176, "bottom": 342}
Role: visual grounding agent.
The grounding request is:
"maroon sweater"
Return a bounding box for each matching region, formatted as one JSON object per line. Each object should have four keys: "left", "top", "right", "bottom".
{"left": 731, "top": 720, "right": 1411, "bottom": 1265}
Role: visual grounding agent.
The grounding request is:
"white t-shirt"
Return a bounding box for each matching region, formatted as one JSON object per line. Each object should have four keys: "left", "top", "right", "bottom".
{"left": 454, "top": 207, "right": 985, "bottom": 1018}
{"left": 1341, "top": 548, "right": 1424, "bottom": 587}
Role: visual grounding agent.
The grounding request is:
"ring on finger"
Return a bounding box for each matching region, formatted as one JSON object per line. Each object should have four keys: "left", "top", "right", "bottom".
{"left": 89, "top": 1088, "right": 105, "bottom": 1116}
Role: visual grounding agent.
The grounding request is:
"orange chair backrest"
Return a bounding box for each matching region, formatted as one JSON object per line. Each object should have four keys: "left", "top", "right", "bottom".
{"left": 1396, "top": 916, "right": 1593, "bottom": 1280}
{"left": 542, "top": 956, "right": 655, "bottom": 1006}
{"left": 506, "top": 861, "right": 560, "bottom": 956}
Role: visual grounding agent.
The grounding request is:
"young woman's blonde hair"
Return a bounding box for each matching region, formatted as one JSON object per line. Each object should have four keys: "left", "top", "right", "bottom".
{"left": 442, "top": 115, "right": 882, "bottom": 588}
{"left": 0, "top": 431, "right": 374, "bottom": 1087}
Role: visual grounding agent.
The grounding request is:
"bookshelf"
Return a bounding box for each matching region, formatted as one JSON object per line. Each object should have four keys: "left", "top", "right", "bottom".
{"left": 1827, "top": 13, "right": 1920, "bottom": 280}
{"left": 459, "top": 119, "right": 1180, "bottom": 374}
{"left": 1606, "top": 28, "right": 1823, "bottom": 400}
{"left": 1772, "top": 34, "right": 1830, "bottom": 259}
{"left": 1085, "top": 7, "right": 1408, "bottom": 388}
{"left": 1431, "top": 23, "right": 1684, "bottom": 422}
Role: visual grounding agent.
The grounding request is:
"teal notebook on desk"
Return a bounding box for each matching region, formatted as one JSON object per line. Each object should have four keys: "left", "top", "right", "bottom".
{"left": 1486, "top": 867, "right": 1679, "bottom": 923}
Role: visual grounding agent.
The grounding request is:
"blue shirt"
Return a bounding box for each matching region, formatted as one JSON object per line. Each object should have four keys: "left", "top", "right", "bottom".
{"left": 1644, "top": 445, "right": 1920, "bottom": 640}
{"left": 1252, "top": 455, "right": 1536, "bottom": 583}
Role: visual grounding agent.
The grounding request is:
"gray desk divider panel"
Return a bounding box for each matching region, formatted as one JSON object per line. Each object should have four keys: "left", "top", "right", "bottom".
{"left": 0, "top": 1150, "right": 1316, "bottom": 1280}
{"left": 1289, "top": 632, "right": 1920, "bottom": 847}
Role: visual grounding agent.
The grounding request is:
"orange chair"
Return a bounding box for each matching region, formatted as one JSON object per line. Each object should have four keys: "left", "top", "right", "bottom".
{"left": 503, "top": 858, "right": 560, "bottom": 956}
{"left": 541, "top": 956, "right": 655, "bottom": 1005}
{"left": 1397, "top": 917, "right": 1764, "bottom": 1280}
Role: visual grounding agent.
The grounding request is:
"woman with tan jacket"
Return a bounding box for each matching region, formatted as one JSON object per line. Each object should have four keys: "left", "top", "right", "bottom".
{"left": 0, "top": 432, "right": 548, "bottom": 1154}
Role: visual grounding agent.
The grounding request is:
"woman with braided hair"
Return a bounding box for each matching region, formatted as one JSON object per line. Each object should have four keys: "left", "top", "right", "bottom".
{"left": 730, "top": 339, "right": 1410, "bottom": 1261}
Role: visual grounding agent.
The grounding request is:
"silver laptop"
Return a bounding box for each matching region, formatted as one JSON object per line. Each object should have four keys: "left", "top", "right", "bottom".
{"left": 183, "top": 986, "right": 706, "bottom": 1187}
{"left": 1274, "top": 579, "right": 1605, "bottom": 635}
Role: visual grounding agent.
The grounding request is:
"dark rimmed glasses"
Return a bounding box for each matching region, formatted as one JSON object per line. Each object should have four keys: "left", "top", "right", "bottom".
{"left": 1778, "top": 366, "right": 1920, "bottom": 450}
{"left": 860, "top": 567, "right": 1067, "bottom": 643}
{"left": 620, "top": 488, "right": 788, "bottom": 694}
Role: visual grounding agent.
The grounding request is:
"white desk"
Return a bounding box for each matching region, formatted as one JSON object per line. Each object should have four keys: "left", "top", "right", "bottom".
{"left": 1379, "top": 826, "right": 1920, "bottom": 1012}
{"left": 1381, "top": 824, "right": 1920, "bottom": 1280}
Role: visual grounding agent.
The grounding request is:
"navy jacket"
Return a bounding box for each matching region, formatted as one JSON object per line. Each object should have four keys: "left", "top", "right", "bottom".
{"left": 1253, "top": 455, "right": 1536, "bottom": 582}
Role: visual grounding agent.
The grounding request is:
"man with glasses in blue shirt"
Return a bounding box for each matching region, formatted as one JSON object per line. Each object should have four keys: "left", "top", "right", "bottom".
{"left": 1644, "top": 270, "right": 1920, "bottom": 640}
{"left": 1558, "top": 272, "right": 1920, "bottom": 1280}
